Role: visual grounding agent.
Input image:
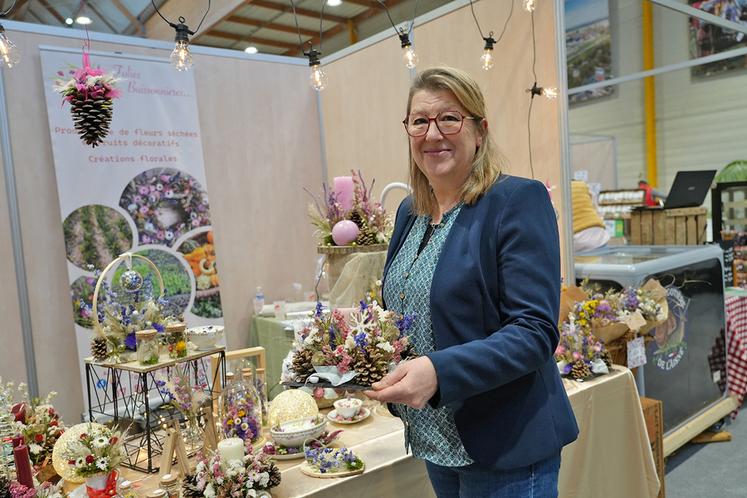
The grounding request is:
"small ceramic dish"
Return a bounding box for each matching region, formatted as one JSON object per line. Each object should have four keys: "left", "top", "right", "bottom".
{"left": 270, "top": 414, "right": 327, "bottom": 448}
{"left": 333, "top": 397, "right": 363, "bottom": 418}
{"left": 186, "top": 325, "right": 224, "bottom": 350}
{"left": 327, "top": 407, "right": 371, "bottom": 425}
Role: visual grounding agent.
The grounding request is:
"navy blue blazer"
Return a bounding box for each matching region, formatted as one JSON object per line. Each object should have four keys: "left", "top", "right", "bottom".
{"left": 383, "top": 175, "right": 579, "bottom": 470}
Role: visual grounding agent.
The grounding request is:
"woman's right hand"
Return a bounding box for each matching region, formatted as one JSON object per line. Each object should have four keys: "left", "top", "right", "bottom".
{"left": 364, "top": 356, "right": 438, "bottom": 409}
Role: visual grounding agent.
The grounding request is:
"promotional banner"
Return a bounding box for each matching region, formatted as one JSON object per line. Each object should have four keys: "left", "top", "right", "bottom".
{"left": 40, "top": 47, "right": 223, "bottom": 406}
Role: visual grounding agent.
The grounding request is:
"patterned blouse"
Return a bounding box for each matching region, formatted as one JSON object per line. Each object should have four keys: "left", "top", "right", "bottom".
{"left": 382, "top": 203, "right": 473, "bottom": 467}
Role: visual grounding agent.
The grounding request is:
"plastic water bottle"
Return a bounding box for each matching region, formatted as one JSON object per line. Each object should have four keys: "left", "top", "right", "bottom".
{"left": 253, "top": 286, "right": 265, "bottom": 314}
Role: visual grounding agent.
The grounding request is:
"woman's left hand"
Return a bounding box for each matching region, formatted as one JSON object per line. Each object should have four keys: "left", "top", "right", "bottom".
{"left": 364, "top": 356, "right": 438, "bottom": 409}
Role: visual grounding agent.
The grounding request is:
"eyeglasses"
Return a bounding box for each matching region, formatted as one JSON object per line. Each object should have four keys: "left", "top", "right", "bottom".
{"left": 402, "top": 111, "right": 479, "bottom": 137}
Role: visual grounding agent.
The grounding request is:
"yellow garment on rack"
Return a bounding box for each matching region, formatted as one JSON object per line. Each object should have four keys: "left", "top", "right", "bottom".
{"left": 572, "top": 180, "right": 605, "bottom": 233}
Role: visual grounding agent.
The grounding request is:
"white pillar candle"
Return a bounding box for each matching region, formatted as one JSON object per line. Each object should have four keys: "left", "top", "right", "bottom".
{"left": 217, "top": 437, "right": 245, "bottom": 464}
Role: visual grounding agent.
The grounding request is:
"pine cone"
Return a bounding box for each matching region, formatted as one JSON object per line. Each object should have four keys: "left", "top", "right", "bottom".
{"left": 354, "top": 351, "right": 389, "bottom": 386}
{"left": 348, "top": 209, "right": 365, "bottom": 229}
{"left": 181, "top": 473, "right": 203, "bottom": 498}
{"left": 71, "top": 96, "right": 113, "bottom": 147}
{"left": 267, "top": 463, "right": 282, "bottom": 488}
{"left": 356, "top": 225, "right": 378, "bottom": 246}
{"left": 0, "top": 475, "right": 10, "bottom": 498}
{"left": 291, "top": 348, "right": 315, "bottom": 381}
{"left": 91, "top": 336, "right": 108, "bottom": 362}
{"left": 570, "top": 360, "right": 591, "bottom": 380}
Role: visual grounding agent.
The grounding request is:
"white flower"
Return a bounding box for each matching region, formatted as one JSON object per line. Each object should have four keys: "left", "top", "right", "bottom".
{"left": 96, "top": 457, "right": 109, "bottom": 470}
{"left": 245, "top": 490, "right": 257, "bottom": 498}
{"left": 258, "top": 471, "right": 270, "bottom": 487}
{"left": 204, "top": 483, "right": 216, "bottom": 498}
{"left": 75, "top": 457, "right": 85, "bottom": 468}
{"left": 92, "top": 436, "right": 108, "bottom": 449}
{"left": 195, "top": 461, "right": 206, "bottom": 473}
{"left": 29, "top": 443, "right": 42, "bottom": 455}
{"left": 344, "top": 334, "right": 356, "bottom": 351}
{"left": 376, "top": 341, "right": 394, "bottom": 353}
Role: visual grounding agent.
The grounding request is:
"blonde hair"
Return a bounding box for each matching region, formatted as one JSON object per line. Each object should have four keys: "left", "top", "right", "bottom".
{"left": 405, "top": 66, "right": 502, "bottom": 216}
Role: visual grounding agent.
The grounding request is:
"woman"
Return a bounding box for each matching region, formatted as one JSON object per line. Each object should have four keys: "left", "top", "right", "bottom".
{"left": 365, "top": 67, "right": 579, "bottom": 497}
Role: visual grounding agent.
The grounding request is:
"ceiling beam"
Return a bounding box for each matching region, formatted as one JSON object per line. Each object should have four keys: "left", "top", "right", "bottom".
{"left": 37, "top": 0, "right": 65, "bottom": 25}
{"left": 10, "top": 0, "right": 30, "bottom": 20}
{"left": 112, "top": 0, "right": 146, "bottom": 36}
{"left": 205, "top": 29, "right": 298, "bottom": 50}
{"left": 226, "top": 14, "right": 317, "bottom": 38}
{"left": 286, "top": 0, "right": 401, "bottom": 56}
{"left": 144, "top": 0, "right": 246, "bottom": 41}
{"left": 87, "top": 2, "right": 119, "bottom": 34}
{"left": 251, "top": 0, "right": 348, "bottom": 24}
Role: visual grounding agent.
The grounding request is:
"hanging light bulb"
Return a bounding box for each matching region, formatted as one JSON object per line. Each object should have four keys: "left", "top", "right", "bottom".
{"left": 170, "top": 17, "right": 193, "bottom": 71}
{"left": 527, "top": 82, "right": 558, "bottom": 100}
{"left": 306, "top": 49, "right": 327, "bottom": 91}
{"left": 398, "top": 31, "right": 418, "bottom": 69}
{"left": 523, "top": 0, "right": 536, "bottom": 12}
{"left": 542, "top": 87, "right": 558, "bottom": 99}
{"left": 481, "top": 33, "right": 496, "bottom": 71}
{"left": 0, "top": 24, "right": 20, "bottom": 69}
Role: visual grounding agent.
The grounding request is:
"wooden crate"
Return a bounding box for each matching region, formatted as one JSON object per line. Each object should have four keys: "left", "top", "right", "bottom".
{"left": 641, "top": 397, "right": 665, "bottom": 498}
{"left": 630, "top": 207, "right": 707, "bottom": 245}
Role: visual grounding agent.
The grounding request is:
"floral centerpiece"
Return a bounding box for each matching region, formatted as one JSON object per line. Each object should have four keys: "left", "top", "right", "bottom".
{"left": 53, "top": 52, "right": 120, "bottom": 148}
{"left": 302, "top": 447, "right": 364, "bottom": 477}
{"left": 157, "top": 366, "right": 209, "bottom": 449}
{"left": 308, "top": 170, "right": 392, "bottom": 247}
{"left": 555, "top": 278, "right": 668, "bottom": 379}
{"left": 181, "top": 442, "right": 281, "bottom": 498}
{"left": 284, "top": 302, "right": 413, "bottom": 388}
{"left": 554, "top": 314, "right": 612, "bottom": 380}
{"left": 60, "top": 423, "right": 123, "bottom": 497}
{"left": 81, "top": 251, "right": 183, "bottom": 364}
{"left": 13, "top": 388, "right": 66, "bottom": 478}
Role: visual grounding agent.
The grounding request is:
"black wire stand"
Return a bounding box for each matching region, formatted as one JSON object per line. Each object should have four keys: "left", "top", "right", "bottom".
{"left": 84, "top": 347, "right": 226, "bottom": 473}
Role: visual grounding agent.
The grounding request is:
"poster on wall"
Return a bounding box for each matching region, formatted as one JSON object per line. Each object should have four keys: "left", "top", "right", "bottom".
{"left": 40, "top": 46, "right": 223, "bottom": 403}
{"left": 565, "top": 0, "right": 614, "bottom": 104}
{"left": 689, "top": 0, "right": 747, "bottom": 78}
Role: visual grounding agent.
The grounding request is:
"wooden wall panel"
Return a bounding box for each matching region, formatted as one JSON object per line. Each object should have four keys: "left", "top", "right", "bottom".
{"left": 0, "top": 30, "right": 322, "bottom": 420}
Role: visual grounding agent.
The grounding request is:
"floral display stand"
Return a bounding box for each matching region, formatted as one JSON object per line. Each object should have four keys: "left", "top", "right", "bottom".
{"left": 83, "top": 347, "right": 226, "bottom": 473}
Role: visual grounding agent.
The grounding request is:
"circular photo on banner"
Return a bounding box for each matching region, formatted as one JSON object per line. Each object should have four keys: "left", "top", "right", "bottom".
{"left": 119, "top": 168, "right": 211, "bottom": 247}
{"left": 63, "top": 205, "right": 134, "bottom": 271}
{"left": 110, "top": 248, "right": 192, "bottom": 317}
{"left": 70, "top": 275, "right": 101, "bottom": 329}
{"left": 176, "top": 229, "right": 223, "bottom": 318}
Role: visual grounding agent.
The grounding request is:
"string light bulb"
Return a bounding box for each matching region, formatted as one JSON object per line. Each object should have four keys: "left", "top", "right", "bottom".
{"left": 150, "top": 0, "right": 211, "bottom": 71}
{"left": 170, "top": 18, "right": 193, "bottom": 71}
{"left": 0, "top": 24, "right": 20, "bottom": 69}
{"left": 306, "top": 49, "right": 327, "bottom": 91}
{"left": 398, "top": 31, "right": 418, "bottom": 69}
{"left": 523, "top": 0, "right": 536, "bottom": 12}
{"left": 527, "top": 82, "right": 557, "bottom": 100}
{"left": 481, "top": 33, "right": 496, "bottom": 71}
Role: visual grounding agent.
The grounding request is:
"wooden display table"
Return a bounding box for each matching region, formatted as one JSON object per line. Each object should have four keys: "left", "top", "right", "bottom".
{"left": 74, "top": 366, "right": 658, "bottom": 498}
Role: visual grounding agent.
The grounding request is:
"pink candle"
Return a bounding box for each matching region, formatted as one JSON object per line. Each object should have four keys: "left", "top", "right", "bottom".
{"left": 13, "top": 443, "right": 34, "bottom": 488}
{"left": 333, "top": 176, "right": 354, "bottom": 212}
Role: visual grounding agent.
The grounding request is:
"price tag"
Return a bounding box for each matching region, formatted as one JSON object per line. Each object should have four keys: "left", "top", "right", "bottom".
{"left": 627, "top": 337, "right": 647, "bottom": 369}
